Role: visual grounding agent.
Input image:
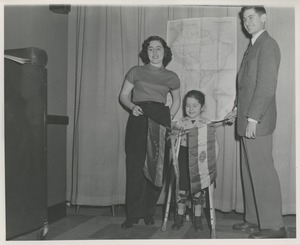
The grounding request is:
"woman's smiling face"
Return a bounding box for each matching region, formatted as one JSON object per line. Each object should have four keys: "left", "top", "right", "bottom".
{"left": 147, "top": 40, "right": 164, "bottom": 67}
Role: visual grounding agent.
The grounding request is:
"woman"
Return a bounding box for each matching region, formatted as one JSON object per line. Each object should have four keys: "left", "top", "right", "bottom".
{"left": 119, "top": 36, "right": 181, "bottom": 229}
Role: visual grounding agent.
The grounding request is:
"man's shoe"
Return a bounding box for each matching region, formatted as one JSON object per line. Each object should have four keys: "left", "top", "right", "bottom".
{"left": 232, "top": 222, "right": 258, "bottom": 232}
{"left": 249, "top": 227, "right": 287, "bottom": 239}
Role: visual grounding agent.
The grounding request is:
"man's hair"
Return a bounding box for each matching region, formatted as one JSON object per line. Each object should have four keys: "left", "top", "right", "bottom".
{"left": 241, "top": 6, "right": 266, "bottom": 16}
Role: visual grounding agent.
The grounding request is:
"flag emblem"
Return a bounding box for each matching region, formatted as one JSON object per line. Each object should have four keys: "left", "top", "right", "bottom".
{"left": 199, "top": 151, "right": 206, "bottom": 162}
{"left": 143, "top": 117, "right": 167, "bottom": 187}
{"left": 188, "top": 124, "right": 217, "bottom": 194}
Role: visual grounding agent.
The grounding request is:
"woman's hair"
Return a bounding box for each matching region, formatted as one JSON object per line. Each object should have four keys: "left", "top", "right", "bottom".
{"left": 139, "top": 36, "right": 172, "bottom": 67}
{"left": 241, "top": 6, "right": 266, "bottom": 16}
{"left": 183, "top": 90, "right": 206, "bottom": 112}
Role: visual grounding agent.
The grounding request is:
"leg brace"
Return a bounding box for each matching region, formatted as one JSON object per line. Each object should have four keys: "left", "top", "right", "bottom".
{"left": 177, "top": 190, "right": 189, "bottom": 215}
{"left": 193, "top": 190, "right": 206, "bottom": 216}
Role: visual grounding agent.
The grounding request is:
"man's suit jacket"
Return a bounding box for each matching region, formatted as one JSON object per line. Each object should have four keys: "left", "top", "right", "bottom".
{"left": 236, "top": 31, "right": 281, "bottom": 137}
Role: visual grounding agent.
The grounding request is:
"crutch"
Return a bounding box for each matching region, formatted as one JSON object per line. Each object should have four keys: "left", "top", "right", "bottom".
{"left": 207, "top": 121, "right": 220, "bottom": 238}
{"left": 208, "top": 183, "right": 216, "bottom": 238}
{"left": 161, "top": 130, "right": 182, "bottom": 231}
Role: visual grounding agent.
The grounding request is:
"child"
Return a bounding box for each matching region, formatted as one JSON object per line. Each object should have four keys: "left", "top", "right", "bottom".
{"left": 171, "top": 90, "right": 218, "bottom": 231}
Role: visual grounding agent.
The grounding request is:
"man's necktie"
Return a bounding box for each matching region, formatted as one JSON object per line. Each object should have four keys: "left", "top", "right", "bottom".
{"left": 243, "top": 42, "right": 252, "bottom": 62}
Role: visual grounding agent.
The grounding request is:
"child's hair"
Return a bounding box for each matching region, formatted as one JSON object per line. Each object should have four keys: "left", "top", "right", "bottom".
{"left": 183, "top": 90, "right": 205, "bottom": 116}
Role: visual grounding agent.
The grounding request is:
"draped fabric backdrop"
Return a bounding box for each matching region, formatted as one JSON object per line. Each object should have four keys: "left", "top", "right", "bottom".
{"left": 66, "top": 5, "right": 295, "bottom": 214}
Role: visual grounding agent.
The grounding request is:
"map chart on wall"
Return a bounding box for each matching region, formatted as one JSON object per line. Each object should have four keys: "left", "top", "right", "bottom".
{"left": 166, "top": 17, "right": 237, "bottom": 121}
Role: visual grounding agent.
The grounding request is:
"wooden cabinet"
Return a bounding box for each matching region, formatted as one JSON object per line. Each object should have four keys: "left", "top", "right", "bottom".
{"left": 47, "top": 115, "right": 68, "bottom": 223}
{"left": 5, "top": 48, "right": 48, "bottom": 239}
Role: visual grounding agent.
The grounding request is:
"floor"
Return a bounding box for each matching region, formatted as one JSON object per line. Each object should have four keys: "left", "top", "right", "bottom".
{"left": 12, "top": 204, "right": 296, "bottom": 241}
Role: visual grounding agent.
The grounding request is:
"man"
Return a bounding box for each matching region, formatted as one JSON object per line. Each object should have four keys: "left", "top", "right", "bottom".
{"left": 225, "top": 6, "right": 286, "bottom": 238}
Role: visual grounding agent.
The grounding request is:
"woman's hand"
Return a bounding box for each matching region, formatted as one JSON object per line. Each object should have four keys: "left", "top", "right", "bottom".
{"left": 132, "top": 105, "right": 143, "bottom": 116}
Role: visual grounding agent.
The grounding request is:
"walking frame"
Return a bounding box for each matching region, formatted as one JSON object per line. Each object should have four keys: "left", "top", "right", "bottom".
{"left": 161, "top": 128, "right": 217, "bottom": 238}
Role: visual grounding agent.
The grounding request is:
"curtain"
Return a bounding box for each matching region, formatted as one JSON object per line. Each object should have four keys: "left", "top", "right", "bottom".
{"left": 66, "top": 5, "right": 295, "bottom": 214}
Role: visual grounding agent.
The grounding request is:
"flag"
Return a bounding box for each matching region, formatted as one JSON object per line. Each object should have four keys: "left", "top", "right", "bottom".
{"left": 143, "top": 117, "right": 167, "bottom": 187}
{"left": 188, "top": 124, "right": 217, "bottom": 193}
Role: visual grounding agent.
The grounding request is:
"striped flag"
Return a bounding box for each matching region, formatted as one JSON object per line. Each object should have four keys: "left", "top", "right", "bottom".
{"left": 143, "top": 117, "right": 167, "bottom": 187}
{"left": 188, "top": 124, "right": 217, "bottom": 194}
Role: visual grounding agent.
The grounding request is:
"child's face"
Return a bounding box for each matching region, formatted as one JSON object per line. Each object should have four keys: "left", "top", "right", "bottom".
{"left": 185, "top": 97, "right": 203, "bottom": 119}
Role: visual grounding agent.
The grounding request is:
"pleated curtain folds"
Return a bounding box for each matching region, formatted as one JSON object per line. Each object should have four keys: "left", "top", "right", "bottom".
{"left": 66, "top": 5, "right": 295, "bottom": 214}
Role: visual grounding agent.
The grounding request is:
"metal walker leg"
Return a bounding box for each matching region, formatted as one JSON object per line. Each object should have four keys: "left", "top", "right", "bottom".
{"left": 208, "top": 183, "right": 217, "bottom": 238}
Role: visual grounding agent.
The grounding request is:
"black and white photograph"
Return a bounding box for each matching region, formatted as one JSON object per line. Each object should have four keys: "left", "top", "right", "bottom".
{"left": 1, "top": 0, "right": 298, "bottom": 244}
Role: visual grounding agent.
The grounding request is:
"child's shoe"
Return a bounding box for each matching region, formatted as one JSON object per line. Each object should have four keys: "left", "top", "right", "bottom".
{"left": 193, "top": 216, "right": 203, "bottom": 231}
{"left": 171, "top": 214, "right": 184, "bottom": 230}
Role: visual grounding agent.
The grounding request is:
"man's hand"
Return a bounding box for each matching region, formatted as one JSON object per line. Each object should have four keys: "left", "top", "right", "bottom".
{"left": 224, "top": 110, "right": 237, "bottom": 124}
{"left": 245, "top": 121, "right": 257, "bottom": 139}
